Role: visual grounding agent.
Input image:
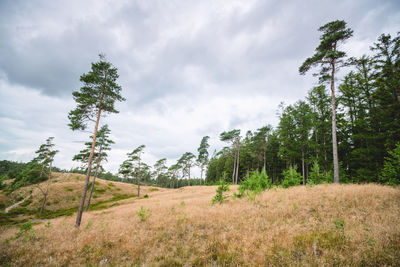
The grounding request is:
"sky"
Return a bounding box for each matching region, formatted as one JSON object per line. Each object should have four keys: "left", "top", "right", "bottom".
{"left": 0, "top": 0, "right": 399, "bottom": 176}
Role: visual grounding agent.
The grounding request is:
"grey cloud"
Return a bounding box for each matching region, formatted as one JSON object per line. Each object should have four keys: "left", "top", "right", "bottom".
{"left": 0, "top": 0, "right": 399, "bottom": 173}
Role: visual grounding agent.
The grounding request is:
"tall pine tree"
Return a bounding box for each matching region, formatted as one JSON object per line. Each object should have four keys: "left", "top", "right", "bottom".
{"left": 68, "top": 54, "right": 125, "bottom": 228}
{"left": 299, "top": 20, "right": 353, "bottom": 183}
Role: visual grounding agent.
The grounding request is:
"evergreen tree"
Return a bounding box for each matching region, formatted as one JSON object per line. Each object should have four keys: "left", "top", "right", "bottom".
{"left": 68, "top": 54, "right": 125, "bottom": 228}
{"left": 127, "top": 145, "right": 145, "bottom": 197}
{"left": 307, "top": 85, "right": 332, "bottom": 171}
{"left": 178, "top": 152, "right": 196, "bottom": 186}
{"left": 154, "top": 158, "right": 167, "bottom": 186}
{"left": 220, "top": 129, "right": 241, "bottom": 184}
{"left": 197, "top": 136, "right": 210, "bottom": 184}
{"left": 119, "top": 160, "right": 133, "bottom": 181}
{"left": 253, "top": 125, "right": 272, "bottom": 171}
{"left": 34, "top": 137, "right": 58, "bottom": 215}
{"left": 299, "top": 20, "right": 353, "bottom": 183}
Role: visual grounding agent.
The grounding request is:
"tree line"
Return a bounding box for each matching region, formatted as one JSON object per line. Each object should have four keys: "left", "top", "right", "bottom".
{"left": 207, "top": 21, "right": 400, "bottom": 186}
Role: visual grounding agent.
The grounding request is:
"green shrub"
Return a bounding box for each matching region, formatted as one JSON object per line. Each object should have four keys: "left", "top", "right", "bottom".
{"left": 15, "top": 221, "right": 36, "bottom": 241}
{"left": 137, "top": 206, "right": 151, "bottom": 222}
{"left": 212, "top": 177, "right": 230, "bottom": 204}
{"left": 239, "top": 168, "right": 272, "bottom": 195}
{"left": 282, "top": 166, "right": 302, "bottom": 188}
{"left": 308, "top": 160, "right": 332, "bottom": 185}
{"left": 333, "top": 219, "right": 344, "bottom": 231}
{"left": 380, "top": 143, "right": 400, "bottom": 185}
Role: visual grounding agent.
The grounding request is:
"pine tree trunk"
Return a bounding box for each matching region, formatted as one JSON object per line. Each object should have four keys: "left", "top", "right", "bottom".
{"left": 40, "top": 192, "right": 47, "bottom": 216}
{"left": 75, "top": 98, "right": 103, "bottom": 228}
{"left": 85, "top": 143, "right": 103, "bottom": 212}
{"left": 302, "top": 149, "right": 305, "bottom": 185}
{"left": 137, "top": 161, "right": 141, "bottom": 197}
{"left": 263, "top": 149, "right": 266, "bottom": 171}
{"left": 232, "top": 149, "right": 236, "bottom": 184}
{"left": 200, "top": 166, "right": 203, "bottom": 185}
{"left": 85, "top": 161, "right": 100, "bottom": 212}
{"left": 40, "top": 159, "right": 53, "bottom": 216}
{"left": 331, "top": 60, "right": 340, "bottom": 183}
{"left": 235, "top": 143, "right": 240, "bottom": 184}
{"left": 188, "top": 166, "right": 191, "bottom": 186}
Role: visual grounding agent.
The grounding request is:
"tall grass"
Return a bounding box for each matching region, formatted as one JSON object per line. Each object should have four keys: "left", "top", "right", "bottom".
{"left": 1, "top": 184, "right": 399, "bottom": 266}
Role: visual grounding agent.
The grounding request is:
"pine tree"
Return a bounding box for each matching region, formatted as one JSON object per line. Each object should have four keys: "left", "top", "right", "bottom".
{"left": 68, "top": 54, "right": 125, "bottom": 228}
{"left": 197, "top": 136, "right": 210, "bottom": 184}
{"left": 220, "top": 129, "right": 241, "bottom": 184}
{"left": 127, "top": 145, "right": 145, "bottom": 197}
{"left": 34, "top": 137, "right": 58, "bottom": 215}
{"left": 299, "top": 20, "right": 353, "bottom": 183}
{"left": 178, "top": 152, "right": 196, "bottom": 186}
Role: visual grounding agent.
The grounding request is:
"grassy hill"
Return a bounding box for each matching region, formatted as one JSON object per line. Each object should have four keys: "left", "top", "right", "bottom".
{"left": 0, "top": 179, "right": 399, "bottom": 266}
{"left": 0, "top": 172, "right": 159, "bottom": 224}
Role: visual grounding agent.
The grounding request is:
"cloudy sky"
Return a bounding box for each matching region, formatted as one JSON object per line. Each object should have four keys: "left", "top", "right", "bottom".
{"left": 0, "top": 0, "right": 399, "bottom": 175}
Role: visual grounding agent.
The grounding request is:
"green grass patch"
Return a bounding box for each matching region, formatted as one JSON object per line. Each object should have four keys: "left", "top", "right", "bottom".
{"left": 20, "top": 199, "right": 32, "bottom": 207}
{"left": 94, "top": 187, "right": 107, "bottom": 194}
{"left": 0, "top": 194, "right": 137, "bottom": 225}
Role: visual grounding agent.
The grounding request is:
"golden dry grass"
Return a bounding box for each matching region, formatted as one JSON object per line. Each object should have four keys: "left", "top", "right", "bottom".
{"left": 0, "top": 173, "right": 155, "bottom": 212}
{"left": 1, "top": 183, "right": 400, "bottom": 266}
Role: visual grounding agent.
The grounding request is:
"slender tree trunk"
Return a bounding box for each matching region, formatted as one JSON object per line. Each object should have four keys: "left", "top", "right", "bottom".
{"left": 75, "top": 98, "right": 103, "bottom": 228}
{"left": 188, "top": 166, "right": 191, "bottom": 186}
{"left": 263, "top": 149, "right": 266, "bottom": 171}
{"left": 235, "top": 142, "right": 240, "bottom": 184}
{"left": 137, "top": 160, "right": 141, "bottom": 197}
{"left": 40, "top": 159, "right": 53, "bottom": 216}
{"left": 85, "top": 143, "right": 103, "bottom": 212}
{"left": 331, "top": 59, "right": 340, "bottom": 183}
{"left": 302, "top": 149, "right": 305, "bottom": 185}
{"left": 40, "top": 193, "right": 47, "bottom": 215}
{"left": 232, "top": 148, "right": 236, "bottom": 184}
{"left": 200, "top": 165, "right": 204, "bottom": 185}
{"left": 85, "top": 161, "right": 100, "bottom": 212}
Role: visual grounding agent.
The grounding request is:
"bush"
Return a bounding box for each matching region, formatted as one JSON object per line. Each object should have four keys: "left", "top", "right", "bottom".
{"left": 137, "top": 206, "right": 151, "bottom": 222}
{"left": 308, "top": 160, "right": 332, "bottom": 185}
{"left": 212, "top": 176, "right": 230, "bottom": 204}
{"left": 380, "top": 143, "right": 400, "bottom": 185}
{"left": 239, "top": 168, "right": 272, "bottom": 195}
{"left": 282, "top": 166, "right": 302, "bottom": 188}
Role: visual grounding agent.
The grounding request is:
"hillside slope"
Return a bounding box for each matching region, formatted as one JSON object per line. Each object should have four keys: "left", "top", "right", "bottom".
{"left": 1, "top": 184, "right": 400, "bottom": 266}
{"left": 0, "top": 172, "right": 160, "bottom": 224}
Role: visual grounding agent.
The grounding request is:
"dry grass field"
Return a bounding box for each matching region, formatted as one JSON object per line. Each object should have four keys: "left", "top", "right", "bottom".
{"left": 0, "top": 173, "right": 157, "bottom": 224}
{"left": 1, "top": 177, "right": 400, "bottom": 266}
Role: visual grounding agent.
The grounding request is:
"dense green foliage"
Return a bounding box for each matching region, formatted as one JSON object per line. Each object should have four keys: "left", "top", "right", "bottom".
{"left": 308, "top": 161, "right": 332, "bottom": 185}
{"left": 206, "top": 30, "right": 400, "bottom": 187}
{"left": 8, "top": 161, "right": 44, "bottom": 191}
{"left": 212, "top": 176, "right": 230, "bottom": 204}
{"left": 0, "top": 160, "right": 27, "bottom": 180}
{"left": 380, "top": 143, "right": 400, "bottom": 185}
{"left": 281, "top": 166, "right": 302, "bottom": 188}
{"left": 239, "top": 169, "right": 272, "bottom": 194}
